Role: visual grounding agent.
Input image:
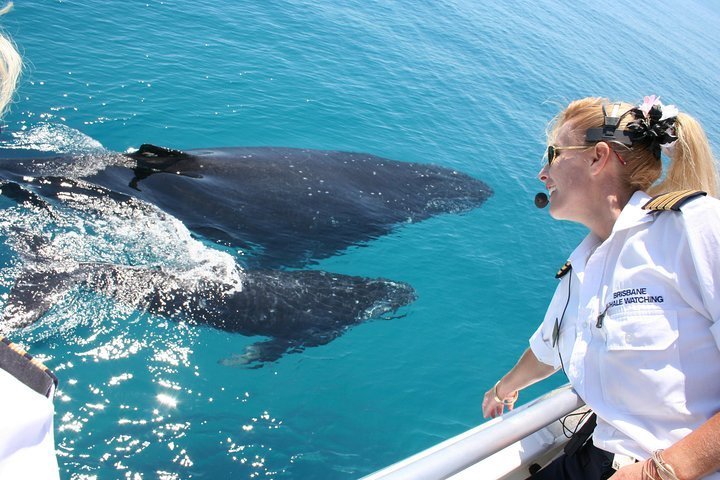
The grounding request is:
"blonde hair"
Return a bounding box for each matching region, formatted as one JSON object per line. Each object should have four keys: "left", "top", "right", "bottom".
{"left": 0, "top": 2, "right": 21, "bottom": 118}
{"left": 549, "top": 97, "right": 719, "bottom": 197}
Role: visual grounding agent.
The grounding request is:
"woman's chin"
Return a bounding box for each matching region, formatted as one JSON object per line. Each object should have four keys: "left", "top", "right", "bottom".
{"left": 548, "top": 200, "right": 567, "bottom": 220}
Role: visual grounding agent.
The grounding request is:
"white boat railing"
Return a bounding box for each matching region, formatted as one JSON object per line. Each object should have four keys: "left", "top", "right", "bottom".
{"left": 363, "top": 384, "right": 587, "bottom": 480}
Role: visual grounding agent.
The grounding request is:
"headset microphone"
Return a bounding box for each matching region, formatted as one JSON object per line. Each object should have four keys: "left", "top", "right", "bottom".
{"left": 535, "top": 192, "right": 549, "bottom": 209}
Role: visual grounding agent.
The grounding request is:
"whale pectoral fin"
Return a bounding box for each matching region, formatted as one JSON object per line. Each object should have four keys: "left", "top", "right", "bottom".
{"left": 217, "top": 329, "right": 346, "bottom": 368}
{"left": 218, "top": 338, "right": 302, "bottom": 368}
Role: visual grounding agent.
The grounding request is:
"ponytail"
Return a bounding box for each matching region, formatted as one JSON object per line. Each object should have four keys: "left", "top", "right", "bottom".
{"left": 650, "top": 113, "right": 719, "bottom": 198}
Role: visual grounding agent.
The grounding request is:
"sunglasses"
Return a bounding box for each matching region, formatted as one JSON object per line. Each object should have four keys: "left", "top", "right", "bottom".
{"left": 546, "top": 145, "right": 592, "bottom": 166}
{"left": 546, "top": 143, "right": 627, "bottom": 166}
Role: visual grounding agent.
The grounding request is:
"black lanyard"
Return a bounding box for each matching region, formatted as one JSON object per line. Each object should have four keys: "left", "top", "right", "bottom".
{"left": 553, "top": 273, "right": 573, "bottom": 375}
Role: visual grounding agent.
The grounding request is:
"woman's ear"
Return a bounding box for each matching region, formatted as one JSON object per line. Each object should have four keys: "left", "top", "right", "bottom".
{"left": 589, "top": 142, "right": 612, "bottom": 175}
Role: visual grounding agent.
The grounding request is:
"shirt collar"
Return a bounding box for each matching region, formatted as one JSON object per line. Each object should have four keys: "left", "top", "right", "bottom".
{"left": 567, "top": 232, "right": 601, "bottom": 274}
{"left": 566, "top": 190, "right": 654, "bottom": 272}
{"left": 610, "top": 190, "right": 654, "bottom": 233}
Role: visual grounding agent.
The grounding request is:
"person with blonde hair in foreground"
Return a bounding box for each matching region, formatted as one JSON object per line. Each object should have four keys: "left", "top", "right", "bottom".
{"left": 0, "top": 3, "right": 61, "bottom": 479}
{"left": 0, "top": 4, "right": 19, "bottom": 116}
{"left": 483, "top": 96, "right": 720, "bottom": 480}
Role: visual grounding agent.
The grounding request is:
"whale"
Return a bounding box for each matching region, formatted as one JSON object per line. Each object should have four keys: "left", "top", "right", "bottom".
{"left": 0, "top": 144, "right": 493, "bottom": 268}
{"left": 3, "top": 262, "right": 415, "bottom": 366}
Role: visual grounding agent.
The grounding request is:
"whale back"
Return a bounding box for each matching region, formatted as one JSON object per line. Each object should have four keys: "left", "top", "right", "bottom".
{"left": 114, "top": 145, "right": 493, "bottom": 267}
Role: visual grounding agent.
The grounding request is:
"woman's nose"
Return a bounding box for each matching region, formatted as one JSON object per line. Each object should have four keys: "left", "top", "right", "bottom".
{"left": 537, "top": 164, "right": 549, "bottom": 182}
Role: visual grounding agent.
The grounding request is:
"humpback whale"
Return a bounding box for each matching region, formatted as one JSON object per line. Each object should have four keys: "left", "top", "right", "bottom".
{"left": 0, "top": 144, "right": 493, "bottom": 268}
{"left": 4, "top": 261, "right": 415, "bottom": 365}
{"left": 0, "top": 139, "right": 491, "bottom": 364}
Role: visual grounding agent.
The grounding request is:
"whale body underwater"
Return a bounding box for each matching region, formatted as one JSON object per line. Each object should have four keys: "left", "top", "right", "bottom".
{"left": 0, "top": 144, "right": 492, "bottom": 364}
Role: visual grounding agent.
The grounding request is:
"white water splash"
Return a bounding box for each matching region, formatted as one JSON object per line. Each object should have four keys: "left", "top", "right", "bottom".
{"left": 4, "top": 122, "right": 104, "bottom": 153}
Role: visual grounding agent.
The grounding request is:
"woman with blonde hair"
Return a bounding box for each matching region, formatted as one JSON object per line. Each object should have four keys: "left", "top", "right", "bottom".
{"left": 0, "top": 2, "right": 20, "bottom": 118}
{"left": 483, "top": 96, "right": 720, "bottom": 480}
{"left": 0, "top": 4, "right": 61, "bottom": 479}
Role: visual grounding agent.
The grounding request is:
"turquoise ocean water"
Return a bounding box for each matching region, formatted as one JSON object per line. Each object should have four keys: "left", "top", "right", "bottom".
{"left": 2, "top": 1, "right": 720, "bottom": 478}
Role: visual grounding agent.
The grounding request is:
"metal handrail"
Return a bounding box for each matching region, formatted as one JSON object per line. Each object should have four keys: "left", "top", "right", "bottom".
{"left": 362, "top": 384, "right": 585, "bottom": 480}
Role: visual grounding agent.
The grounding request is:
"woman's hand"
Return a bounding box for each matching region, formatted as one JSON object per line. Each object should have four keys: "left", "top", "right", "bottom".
{"left": 482, "top": 380, "right": 518, "bottom": 419}
{"left": 480, "top": 349, "right": 556, "bottom": 419}
{"left": 481, "top": 386, "right": 508, "bottom": 418}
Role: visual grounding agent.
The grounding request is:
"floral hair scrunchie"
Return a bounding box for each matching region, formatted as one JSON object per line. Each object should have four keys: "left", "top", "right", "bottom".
{"left": 626, "top": 95, "right": 678, "bottom": 159}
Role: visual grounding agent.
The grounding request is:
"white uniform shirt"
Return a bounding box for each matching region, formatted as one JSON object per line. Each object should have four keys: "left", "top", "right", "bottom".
{"left": 530, "top": 190, "right": 720, "bottom": 477}
{"left": 0, "top": 371, "right": 59, "bottom": 479}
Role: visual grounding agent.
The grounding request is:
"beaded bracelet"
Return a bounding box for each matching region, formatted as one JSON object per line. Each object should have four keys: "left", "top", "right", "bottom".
{"left": 493, "top": 380, "right": 519, "bottom": 406}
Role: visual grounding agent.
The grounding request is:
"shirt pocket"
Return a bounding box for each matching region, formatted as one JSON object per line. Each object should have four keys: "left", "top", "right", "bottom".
{"left": 599, "top": 306, "right": 686, "bottom": 416}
